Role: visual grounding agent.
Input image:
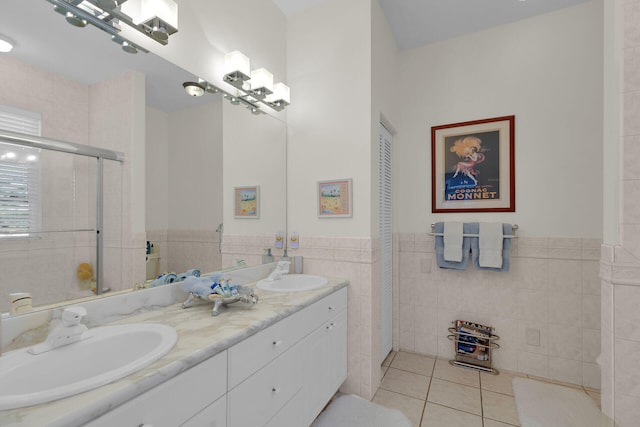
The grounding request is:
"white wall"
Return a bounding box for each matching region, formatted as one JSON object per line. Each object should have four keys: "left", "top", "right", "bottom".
{"left": 287, "top": 0, "right": 373, "bottom": 237}
{"left": 396, "top": 1, "right": 604, "bottom": 238}
{"left": 371, "top": 0, "right": 398, "bottom": 238}
{"left": 145, "top": 107, "right": 170, "bottom": 231}
{"left": 223, "top": 102, "right": 287, "bottom": 236}
{"left": 168, "top": 99, "right": 223, "bottom": 230}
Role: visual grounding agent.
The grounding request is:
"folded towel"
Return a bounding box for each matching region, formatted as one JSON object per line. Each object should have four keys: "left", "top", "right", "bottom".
{"left": 443, "top": 222, "right": 464, "bottom": 262}
{"left": 148, "top": 272, "right": 178, "bottom": 287}
{"left": 176, "top": 269, "right": 201, "bottom": 282}
{"left": 470, "top": 223, "right": 513, "bottom": 272}
{"left": 182, "top": 276, "right": 214, "bottom": 297}
{"left": 434, "top": 222, "right": 472, "bottom": 270}
{"left": 478, "top": 222, "right": 504, "bottom": 268}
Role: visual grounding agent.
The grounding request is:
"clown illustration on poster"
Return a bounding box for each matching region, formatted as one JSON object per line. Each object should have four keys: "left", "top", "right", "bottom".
{"left": 444, "top": 130, "right": 500, "bottom": 201}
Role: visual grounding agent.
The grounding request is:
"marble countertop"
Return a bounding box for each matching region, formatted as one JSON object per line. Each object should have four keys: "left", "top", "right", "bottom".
{"left": 0, "top": 277, "right": 348, "bottom": 427}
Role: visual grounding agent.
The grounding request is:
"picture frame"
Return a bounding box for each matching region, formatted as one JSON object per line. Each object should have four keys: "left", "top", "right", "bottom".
{"left": 431, "top": 115, "right": 515, "bottom": 213}
{"left": 318, "top": 179, "right": 353, "bottom": 218}
{"left": 234, "top": 186, "right": 260, "bottom": 218}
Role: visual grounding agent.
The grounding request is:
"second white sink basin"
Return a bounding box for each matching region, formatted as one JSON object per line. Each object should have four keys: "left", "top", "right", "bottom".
{"left": 256, "top": 274, "right": 328, "bottom": 292}
{"left": 0, "top": 322, "right": 177, "bottom": 410}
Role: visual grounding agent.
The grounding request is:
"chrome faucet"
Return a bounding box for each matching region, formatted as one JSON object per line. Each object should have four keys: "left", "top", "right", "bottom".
{"left": 28, "top": 306, "right": 90, "bottom": 355}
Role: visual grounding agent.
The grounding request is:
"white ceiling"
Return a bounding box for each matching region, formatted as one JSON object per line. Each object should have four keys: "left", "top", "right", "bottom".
{"left": 273, "top": 0, "right": 592, "bottom": 49}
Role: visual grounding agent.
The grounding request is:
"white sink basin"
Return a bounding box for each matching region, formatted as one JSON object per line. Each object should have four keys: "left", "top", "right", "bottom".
{"left": 256, "top": 274, "right": 328, "bottom": 292}
{"left": 0, "top": 323, "right": 177, "bottom": 410}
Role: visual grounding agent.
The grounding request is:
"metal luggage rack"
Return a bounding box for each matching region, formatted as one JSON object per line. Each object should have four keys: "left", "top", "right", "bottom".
{"left": 447, "top": 320, "right": 500, "bottom": 375}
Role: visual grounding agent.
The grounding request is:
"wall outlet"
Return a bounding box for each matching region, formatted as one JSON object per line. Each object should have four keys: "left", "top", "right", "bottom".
{"left": 525, "top": 328, "right": 540, "bottom": 346}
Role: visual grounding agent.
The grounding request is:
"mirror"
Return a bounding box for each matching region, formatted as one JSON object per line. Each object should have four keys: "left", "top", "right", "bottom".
{"left": 0, "top": 0, "right": 286, "bottom": 314}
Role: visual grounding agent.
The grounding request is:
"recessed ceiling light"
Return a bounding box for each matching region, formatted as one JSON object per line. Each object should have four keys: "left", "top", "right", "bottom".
{"left": 0, "top": 36, "right": 13, "bottom": 53}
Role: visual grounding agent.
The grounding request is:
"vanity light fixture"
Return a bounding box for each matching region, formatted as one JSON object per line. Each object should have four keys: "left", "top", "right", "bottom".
{"left": 181, "top": 78, "right": 263, "bottom": 115}
{"left": 0, "top": 35, "right": 14, "bottom": 53}
{"left": 46, "top": 0, "right": 179, "bottom": 54}
{"left": 222, "top": 50, "right": 291, "bottom": 112}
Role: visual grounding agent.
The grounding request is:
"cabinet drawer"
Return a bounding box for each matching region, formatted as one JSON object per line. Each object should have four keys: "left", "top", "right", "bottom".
{"left": 227, "top": 341, "right": 304, "bottom": 427}
{"left": 228, "top": 304, "right": 313, "bottom": 389}
{"left": 318, "top": 287, "right": 348, "bottom": 320}
{"left": 181, "top": 394, "right": 226, "bottom": 427}
{"left": 87, "top": 351, "right": 227, "bottom": 427}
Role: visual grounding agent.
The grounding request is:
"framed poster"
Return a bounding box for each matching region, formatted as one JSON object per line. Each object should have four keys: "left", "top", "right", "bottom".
{"left": 318, "top": 179, "right": 352, "bottom": 218}
{"left": 234, "top": 186, "right": 260, "bottom": 218}
{"left": 431, "top": 115, "right": 515, "bottom": 213}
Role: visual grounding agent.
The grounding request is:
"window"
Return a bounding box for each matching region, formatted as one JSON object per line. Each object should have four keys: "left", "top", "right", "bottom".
{"left": 0, "top": 105, "right": 42, "bottom": 237}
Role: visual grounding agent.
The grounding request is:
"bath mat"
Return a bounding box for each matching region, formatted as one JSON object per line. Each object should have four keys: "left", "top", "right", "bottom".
{"left": 512, "top": 377, "right": 612, "bottom": 427}
{"left": 311, "top": 394, "right": 412, "bottom": 427}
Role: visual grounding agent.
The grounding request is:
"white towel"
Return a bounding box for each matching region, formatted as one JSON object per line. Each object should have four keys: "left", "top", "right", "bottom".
{"left": 443, "top": 222, "right": 464, "bottom": 262}
{"left": 479, "top": 222, "right": 504, "bottom": 268}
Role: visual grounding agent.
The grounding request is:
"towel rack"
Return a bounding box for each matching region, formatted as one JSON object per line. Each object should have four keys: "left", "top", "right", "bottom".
{"left": 429, "top": 223, "right": 518, "bottom": 238}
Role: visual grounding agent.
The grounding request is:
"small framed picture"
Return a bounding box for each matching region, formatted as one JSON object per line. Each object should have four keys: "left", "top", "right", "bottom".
{"left": 234, "top": 186, "right": 260, "bottom": 218}
{"left": 318, "top": 179, "right": 352, "bottom": 218}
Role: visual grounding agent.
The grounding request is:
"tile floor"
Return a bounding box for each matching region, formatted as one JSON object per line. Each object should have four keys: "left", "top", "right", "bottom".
{"left": 372, "top": 351, "right": 602, "bottom": 427}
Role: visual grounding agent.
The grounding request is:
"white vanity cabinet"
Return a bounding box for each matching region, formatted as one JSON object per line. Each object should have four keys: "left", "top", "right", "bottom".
{"left": 301, "top": 297, "right": 348, "bottom": 425}
{"left": 228, "top": 286, "right": 348, "bottom": 427}
{"left": 86, "top": 351, "right": 227, "bottom": 427}
{"left": 84, "top": 286, "right": 347, "bottom": 427}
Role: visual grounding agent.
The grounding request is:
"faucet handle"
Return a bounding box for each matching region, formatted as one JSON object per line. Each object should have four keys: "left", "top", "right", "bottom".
{"left": 61, "top": 306, "right": 87, "bottom": 326}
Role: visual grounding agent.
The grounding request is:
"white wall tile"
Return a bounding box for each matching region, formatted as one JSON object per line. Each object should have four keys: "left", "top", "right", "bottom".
{"left": 549, "top": 357, "right": 583, "bottom": 385}
{"left": 397, "top": 230, "right": 602, "bottom": 387}
{"left": 549, "top": 324, "right": 582, "bottom": 360}
{"left": 615, "top": 339, "right": 640, "bottom": 398}
{"left": 614, "top": 285, "right": 640, "bottom": 341}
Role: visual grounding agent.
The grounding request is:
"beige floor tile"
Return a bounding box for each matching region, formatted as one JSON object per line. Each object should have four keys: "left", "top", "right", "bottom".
{"left": 372, "top": 388, "right": 425, "bottom": 427}
{"left": 391, "top": 351, "right": 436, "bottom": 376}
{"left": 380, "top": 367, "right": 431, "bottom": 399}
{"left": 483, "top": 419, "right": 520, "bottom": 427}
{"left": 427, "top": 378, "right": 482, "bottom": 416}
{"left": 482, "top": 390, "right": 521, "bottom": 426}
{"left": 480, "top": 371, "right": 521, "bottom": 396}
{"left": 432, "top": 358, "right": 480, "bottom": 388}
{"left": 383, "top": 350, "right": 397, "bottom": 367}
{"left": 420, "top": 402, "right": 482, "bottom": 427}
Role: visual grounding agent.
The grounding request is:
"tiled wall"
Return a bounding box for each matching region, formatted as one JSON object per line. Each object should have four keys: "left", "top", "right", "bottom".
{"left": 396, "top": 232, "right": 601, "bottom": 388}
{"left": 222, "top": 234, "right": 382, "bottom": 400}
{"left": 600, "top": 1, "right": 640, "bottom": 425}
{"left": 146, "top": 229, "right": 222, "bottom": 277}
{"left": 0, "top": 56, "right": 137, "bottom": 311}
{"left": 0, "top": 56, "right": 94, "bottom": 311}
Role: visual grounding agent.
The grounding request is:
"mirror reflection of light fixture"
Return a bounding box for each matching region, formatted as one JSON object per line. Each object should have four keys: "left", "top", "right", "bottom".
{"left": 221, "top": 50, "right": 291, "bottom": 113}
{"left": 46, "top": 0, "right": 179, "bottom": 55}
{"left": 0, "top": 35, "right": 14, "bottom": 53}
{"left": 182, "top": 82, "right": 205, "bottom": 97}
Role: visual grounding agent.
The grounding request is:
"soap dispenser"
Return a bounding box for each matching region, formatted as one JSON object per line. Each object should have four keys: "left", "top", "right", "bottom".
{"left": 281, "top": 248, "right": 291, "bottom": 262}
{"left": 262, "top": 248, "right": 274, "bottom": 264}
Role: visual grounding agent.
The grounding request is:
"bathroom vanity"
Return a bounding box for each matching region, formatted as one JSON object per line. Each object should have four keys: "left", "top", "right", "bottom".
{"left": 0, "top": 277, "right": 348, "bottom": 427}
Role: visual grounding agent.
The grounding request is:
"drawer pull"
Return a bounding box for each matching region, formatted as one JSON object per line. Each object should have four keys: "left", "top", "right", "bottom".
{"left": 272, "top": 340, "right": 283, "bottom": 347}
